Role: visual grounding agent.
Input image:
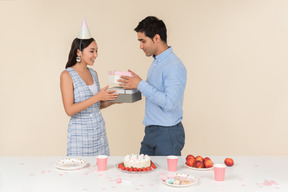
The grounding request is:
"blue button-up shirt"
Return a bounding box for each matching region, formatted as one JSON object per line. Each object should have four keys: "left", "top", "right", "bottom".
{"left": 137, "top": 47, "right": 187, "bottom": 126}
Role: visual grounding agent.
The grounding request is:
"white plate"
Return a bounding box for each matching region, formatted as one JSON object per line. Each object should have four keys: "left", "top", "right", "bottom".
{"left": 161, "top": 173, "right": 199, "bottom": 187}
{"left": 184, "top": 163, "right": 213, "bottom": 171}
{"left": 55, "top": 158, "right": 87, "bottom": 170}
{"left": 115, "top": 162, "right": 158, "bottom": 174}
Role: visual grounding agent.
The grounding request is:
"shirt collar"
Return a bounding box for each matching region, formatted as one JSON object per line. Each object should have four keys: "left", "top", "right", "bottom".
{"left": 153, "top": 46, "right": 172, "bottom": 62}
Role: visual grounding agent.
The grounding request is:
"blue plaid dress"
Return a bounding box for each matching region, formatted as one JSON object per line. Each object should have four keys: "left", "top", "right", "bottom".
{"left": 65, "top": 67, "right": 110, "bottom": 156}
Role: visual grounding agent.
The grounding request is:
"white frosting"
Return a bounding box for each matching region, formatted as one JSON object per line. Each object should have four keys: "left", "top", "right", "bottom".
{"left": 124, "top": 154, "right": 151, "bottom": 168}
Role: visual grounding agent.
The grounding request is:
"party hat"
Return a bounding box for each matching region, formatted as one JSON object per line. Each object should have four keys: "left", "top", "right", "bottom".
{"left": 78, "top": 18, "right": 92, "bottom": 39}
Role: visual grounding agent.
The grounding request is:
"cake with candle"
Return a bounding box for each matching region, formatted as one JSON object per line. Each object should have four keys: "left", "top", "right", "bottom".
{"left": 117, "top": 153, "right": 157, "bottom": 172}
{"left": 124, "top": 154, "right": 151, "bottom": 168}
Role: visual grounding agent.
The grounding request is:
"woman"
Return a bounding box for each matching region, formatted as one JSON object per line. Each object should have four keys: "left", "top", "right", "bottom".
{"left": 60, "top": 19, "right": 118, "bottom": 156}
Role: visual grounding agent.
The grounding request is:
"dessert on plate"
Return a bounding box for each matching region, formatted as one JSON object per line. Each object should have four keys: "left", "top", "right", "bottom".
{"left": 117, "top": 154, "right": 157, "bottom": 172}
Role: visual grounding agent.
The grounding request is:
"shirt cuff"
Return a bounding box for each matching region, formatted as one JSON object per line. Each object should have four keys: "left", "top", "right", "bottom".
{"left": 137, "top": 80, "right": 147, "bottom": 93}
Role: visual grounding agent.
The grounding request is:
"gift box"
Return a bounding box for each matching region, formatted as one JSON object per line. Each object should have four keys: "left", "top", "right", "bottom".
{"left": 108, "top": 70, "right": 133, "bottom": 84}
{"left": 107, "top": 87, "right": 141, "bottom": 103}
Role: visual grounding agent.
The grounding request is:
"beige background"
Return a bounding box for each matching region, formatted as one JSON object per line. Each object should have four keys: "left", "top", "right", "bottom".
{"left": 0, "top": 0, "right": 287, "bottom": 156}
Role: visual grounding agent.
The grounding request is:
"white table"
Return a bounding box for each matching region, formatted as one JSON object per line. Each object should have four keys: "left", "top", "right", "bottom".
{"left": 0, "top": 156, "right": 287, "bottom": 192}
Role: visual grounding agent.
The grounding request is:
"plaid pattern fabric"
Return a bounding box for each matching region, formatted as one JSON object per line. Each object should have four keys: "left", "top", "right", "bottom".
{"left": 65, "top": 67, "right": 110, "bottom": 156}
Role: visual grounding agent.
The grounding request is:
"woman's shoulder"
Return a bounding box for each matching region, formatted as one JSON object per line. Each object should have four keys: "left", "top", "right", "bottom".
{"left": 60, "top": 70, "right": 72, "bottom": 80}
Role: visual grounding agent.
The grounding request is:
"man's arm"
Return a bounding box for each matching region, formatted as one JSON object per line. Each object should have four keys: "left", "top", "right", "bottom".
{"left": 138, "top": 65, "right": 186, "bottom": 111}
{"left": 119, "top": 66, "right": 186, "bottom": 111}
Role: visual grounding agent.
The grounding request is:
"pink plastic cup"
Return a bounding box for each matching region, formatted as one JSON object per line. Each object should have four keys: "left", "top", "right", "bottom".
{"left": 214, "top": 164, "right": 226, "bottom": 181}
{"left": 167, "top": 156, "right": 178, "bottom": 172}
{"left": 97, "top": 155, "right": 108, "bottom": 171}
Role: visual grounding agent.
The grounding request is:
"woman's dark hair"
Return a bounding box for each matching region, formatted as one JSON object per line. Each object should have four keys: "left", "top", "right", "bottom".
{"left": 65, "top": 38, "right": 95, "bottom": 69}
{"left": 134, "top": 16, "right": 167, "bottom": 43}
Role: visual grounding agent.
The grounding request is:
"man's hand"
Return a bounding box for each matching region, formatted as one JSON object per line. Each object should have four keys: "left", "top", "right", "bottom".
{"left": 118, "top": 69, "right": 142, "bottom": 89}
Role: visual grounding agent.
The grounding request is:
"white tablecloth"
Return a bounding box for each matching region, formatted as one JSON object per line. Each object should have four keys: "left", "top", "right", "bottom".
{"left": 0, "top": 156, "right": 287, "bottom": 192}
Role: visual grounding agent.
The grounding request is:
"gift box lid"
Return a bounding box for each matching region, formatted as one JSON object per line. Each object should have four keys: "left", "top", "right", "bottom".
{"left": 107, "top": 87, "right": 139, "bottom": 94}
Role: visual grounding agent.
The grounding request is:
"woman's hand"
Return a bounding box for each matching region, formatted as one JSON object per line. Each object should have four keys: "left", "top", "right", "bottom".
{"left": 96, "top": 85, "right": 119, "bottom": 101}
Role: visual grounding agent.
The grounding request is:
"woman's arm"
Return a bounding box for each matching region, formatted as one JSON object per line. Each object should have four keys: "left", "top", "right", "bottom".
{"left": 60, "top": 71, "right": 118, "bottom": 116}
{"left": 100, "top": 101, "right": 114, "bottom": 109}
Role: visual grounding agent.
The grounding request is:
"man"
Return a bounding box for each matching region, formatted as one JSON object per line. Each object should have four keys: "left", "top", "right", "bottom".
{"left": 119, "top": 16, "right": 187, "bottom": 156}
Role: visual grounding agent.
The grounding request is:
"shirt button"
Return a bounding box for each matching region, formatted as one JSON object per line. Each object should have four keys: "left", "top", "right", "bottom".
{"left": 90, "top": 114, "right": 93, "bottom": 117}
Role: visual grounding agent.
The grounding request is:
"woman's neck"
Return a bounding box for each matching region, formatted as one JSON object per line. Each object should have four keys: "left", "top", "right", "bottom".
{"left": 73, "top": 62, "right": 88, "bottom": 72}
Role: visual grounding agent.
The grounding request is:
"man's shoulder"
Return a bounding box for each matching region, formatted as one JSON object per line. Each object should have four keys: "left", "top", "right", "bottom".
{"left": 166, "top": 53, "right": 186, "bottom": 70}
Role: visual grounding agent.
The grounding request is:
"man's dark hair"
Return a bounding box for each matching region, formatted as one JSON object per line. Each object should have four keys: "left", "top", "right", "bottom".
{"left": 134, "top": 16, "right": 167, "bottom": 43}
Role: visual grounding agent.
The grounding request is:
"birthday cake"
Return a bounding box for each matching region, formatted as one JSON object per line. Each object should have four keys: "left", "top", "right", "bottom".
{"left": 117, "top": 154, "right": 157, "bottom": 172}
{"left": 124, "top": 154, "right": 151, "bottom": 168}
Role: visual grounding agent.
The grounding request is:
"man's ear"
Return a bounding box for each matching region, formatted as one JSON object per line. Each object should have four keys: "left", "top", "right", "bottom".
{"left": 153, "top": 34, "right": 161, "bottom": 43}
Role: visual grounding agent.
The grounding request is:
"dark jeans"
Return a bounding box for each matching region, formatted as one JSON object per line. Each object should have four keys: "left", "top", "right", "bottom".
{"left": 140, "top": 122, "right": 185, "bottom": 156}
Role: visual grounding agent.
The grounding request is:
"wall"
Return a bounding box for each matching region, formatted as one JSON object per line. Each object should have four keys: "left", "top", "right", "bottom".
{"left": 0, "top": 0, "right": 287, "bottom": 156}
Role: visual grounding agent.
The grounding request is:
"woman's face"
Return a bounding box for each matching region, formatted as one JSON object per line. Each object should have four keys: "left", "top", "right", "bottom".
{"left": 79, "top": 41, "right": 98, "bottom": 66}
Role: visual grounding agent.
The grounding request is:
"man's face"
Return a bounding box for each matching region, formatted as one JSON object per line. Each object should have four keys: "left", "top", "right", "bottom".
{"left": 137, "top": 32, "right": 157, "bottom": 57}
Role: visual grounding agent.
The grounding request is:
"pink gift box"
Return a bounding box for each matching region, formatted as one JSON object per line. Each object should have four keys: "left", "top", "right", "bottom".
{"left": 108, "top": 70, "right": 133, "bottom": 84}
{"left": 108, "top": 70, "right": 133, "bottom": 77}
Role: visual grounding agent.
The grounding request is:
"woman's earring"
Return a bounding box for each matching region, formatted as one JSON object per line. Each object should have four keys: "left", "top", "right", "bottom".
{"left": 76, "top": 56, "right": 81, "bottom": 62}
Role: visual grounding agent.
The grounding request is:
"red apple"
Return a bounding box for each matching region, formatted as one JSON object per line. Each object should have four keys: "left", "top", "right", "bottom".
{"left": 195, "top": 156, "right": 203, "bottom": 162}
{"left": 203, "top": 159, "right": 213, "bottom": 168}
{"left": 186, "top": 154, "right": 195, "bottom": 161}
{"left": 203, "top": 157, "right": 211, "bottom": 162}
{"left": 224, "top": 158, "right": 234, "bottom": 167}
{"left": 195, "top": 160, "right": 204, "bottom": 168}
{"left": 186, "top": 158, "right": 196, "bottom": 167}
